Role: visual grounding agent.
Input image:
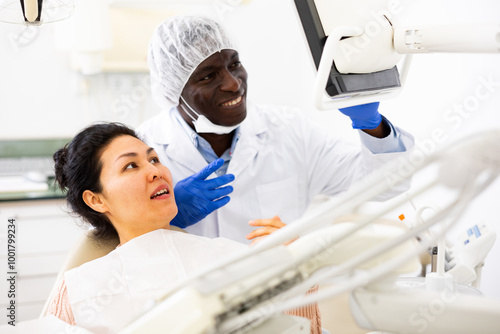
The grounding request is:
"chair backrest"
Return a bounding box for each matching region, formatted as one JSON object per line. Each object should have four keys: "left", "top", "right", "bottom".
{"left": 40, "top": 226, "right": 186, "bottom": 317}
{"left": 39, "top": 230, "right": 120, "bottom": 317}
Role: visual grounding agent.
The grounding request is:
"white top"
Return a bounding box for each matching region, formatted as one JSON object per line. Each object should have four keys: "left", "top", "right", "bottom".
{"left": 64, "top": 229, "right": 244, "bottom": 334}
{"left": 137, "top": 104, "right": 414, "bottom": 243}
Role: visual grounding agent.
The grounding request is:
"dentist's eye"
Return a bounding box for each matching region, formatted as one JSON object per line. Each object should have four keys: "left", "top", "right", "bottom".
{"left": 201, "top": 73, "right": 215, "bottom": 81}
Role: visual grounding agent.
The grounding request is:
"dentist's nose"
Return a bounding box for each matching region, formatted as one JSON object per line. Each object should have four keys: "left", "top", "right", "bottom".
{"left": 220, "top": 69, "right": 241, "bottom": 92}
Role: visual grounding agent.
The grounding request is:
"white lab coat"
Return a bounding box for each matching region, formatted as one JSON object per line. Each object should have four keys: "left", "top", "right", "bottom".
{"left": 137, "top": 104, "right": 414, "bottom": 243}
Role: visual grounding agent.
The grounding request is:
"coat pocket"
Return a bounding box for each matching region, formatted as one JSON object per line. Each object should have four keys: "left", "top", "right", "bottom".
{"left": 256, "top": 175, "right": 299, "bottom": 223}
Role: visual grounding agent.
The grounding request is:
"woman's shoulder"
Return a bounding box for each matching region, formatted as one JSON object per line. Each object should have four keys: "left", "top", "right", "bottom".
{"left": 211, "top": 237, "right": 247, "bottom": 251}
{"left": 167, "top": 229, "right": 246, "bottom": 250}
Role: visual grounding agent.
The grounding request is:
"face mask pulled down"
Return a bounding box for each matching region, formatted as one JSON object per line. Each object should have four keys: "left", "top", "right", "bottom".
{"left": 180, "top": 96, "right": 242, "bottom": 135}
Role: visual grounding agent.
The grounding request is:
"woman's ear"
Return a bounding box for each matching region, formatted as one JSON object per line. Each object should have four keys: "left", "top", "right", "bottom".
{"left": 82, "top": 190, "right": 108, "bottom": 214}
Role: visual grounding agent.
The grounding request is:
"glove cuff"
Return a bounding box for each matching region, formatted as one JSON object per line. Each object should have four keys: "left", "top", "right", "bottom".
{"left": 351, "top": 112, "right": 382, "bottom": 130}
{"left": 170, "top": 214, "right": 189, "bottom": 229}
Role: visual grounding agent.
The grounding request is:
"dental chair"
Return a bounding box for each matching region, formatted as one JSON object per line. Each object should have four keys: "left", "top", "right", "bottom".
{"left": 39, "top": 226, "right": 187, "bottom": 318}
{"left": 39, "top": 217, "right": 428, "bottom": 334}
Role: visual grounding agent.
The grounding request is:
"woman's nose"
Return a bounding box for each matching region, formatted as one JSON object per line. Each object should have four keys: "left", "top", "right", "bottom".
{"left": 147, "top": 164, "right": 162, "bottom": 181}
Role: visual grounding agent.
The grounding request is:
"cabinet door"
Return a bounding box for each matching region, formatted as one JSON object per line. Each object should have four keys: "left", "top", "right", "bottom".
{"left": 0, "top": 199, "right": 86, "bottom": 324}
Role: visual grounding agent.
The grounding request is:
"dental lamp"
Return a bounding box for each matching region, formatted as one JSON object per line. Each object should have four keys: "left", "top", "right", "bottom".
{"left": 0, "top": 0, "right": 74, "bottom": 25}
{"left": 293, "top": 0, "right": 500, "bottom": 110}
{"left": 117, "top": 122, "right": 500, "bottom": 334}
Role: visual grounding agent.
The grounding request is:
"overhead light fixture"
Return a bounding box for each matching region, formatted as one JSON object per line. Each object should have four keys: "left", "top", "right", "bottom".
{"left": 0, "top": 0, "right": 75, "bottom": 25}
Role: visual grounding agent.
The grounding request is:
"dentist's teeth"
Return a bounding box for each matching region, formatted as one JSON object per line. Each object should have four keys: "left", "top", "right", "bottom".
{"left": 222, "top": 96, "right": 242, "bottom": 106}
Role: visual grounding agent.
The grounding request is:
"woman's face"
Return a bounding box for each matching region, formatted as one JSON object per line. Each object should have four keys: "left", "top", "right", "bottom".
{"left": 89, "top": 135, "right": 177, "bottom": 244}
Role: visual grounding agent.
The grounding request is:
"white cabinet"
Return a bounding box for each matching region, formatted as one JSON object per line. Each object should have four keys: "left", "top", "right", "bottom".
{"left": 0, "top": 199, "right": 86, "bottom": 325}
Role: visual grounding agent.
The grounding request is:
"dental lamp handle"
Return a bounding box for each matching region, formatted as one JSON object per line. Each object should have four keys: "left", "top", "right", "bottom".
{"left": 313, "top": 26, "right": 407, "bottom": 111}
{"left": 394, "top": 23, "right": 500, "bottom": 54}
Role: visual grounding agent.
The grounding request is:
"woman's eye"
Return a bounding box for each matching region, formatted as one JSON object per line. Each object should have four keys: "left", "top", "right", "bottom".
{"left": 150, "top": 157, "right": 160, "bottom": 164}
{"left": 232, "top": 61, "right": 241, "bottom": 68}
{"left": 125, "top": 162, "right": 137, "bottom": 170}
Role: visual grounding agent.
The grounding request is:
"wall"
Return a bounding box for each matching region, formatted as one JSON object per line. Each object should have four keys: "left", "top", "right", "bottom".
{"left": 1, "top": 0, "right": 499, "bottom": 299}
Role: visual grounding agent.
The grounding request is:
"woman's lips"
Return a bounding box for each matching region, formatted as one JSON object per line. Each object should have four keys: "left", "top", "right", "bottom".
{"left": 150, "top": 184, "right": 170, "bottom": 199}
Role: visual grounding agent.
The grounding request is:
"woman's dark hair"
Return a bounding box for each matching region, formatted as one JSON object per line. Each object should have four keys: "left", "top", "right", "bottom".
{"left": 53, "top": 122, "right": 138, "bottom": 240}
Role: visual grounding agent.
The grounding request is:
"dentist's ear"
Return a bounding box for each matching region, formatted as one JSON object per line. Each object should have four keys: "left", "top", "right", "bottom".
{"left": 82, "top": 190, "right": 108, "bottom": 214}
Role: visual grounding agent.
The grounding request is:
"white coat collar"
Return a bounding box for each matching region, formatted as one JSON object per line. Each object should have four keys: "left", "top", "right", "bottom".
{"left": 239, "top": 102, "right": 268, "bottom": 139}
{"left": 227, "top": 102, "right": 269, "bottom": 176}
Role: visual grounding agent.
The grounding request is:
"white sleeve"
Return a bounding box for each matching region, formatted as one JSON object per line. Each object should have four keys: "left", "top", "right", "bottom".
{"left": 299, "top": 113, "right": 414, "bottom": 201}
{"left": 357, "top": 116, "right": 413, "bottom": 154}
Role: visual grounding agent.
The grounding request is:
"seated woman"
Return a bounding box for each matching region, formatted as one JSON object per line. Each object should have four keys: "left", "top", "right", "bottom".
{"left": 48, "top": 122, "right": 321, "bottom": 334}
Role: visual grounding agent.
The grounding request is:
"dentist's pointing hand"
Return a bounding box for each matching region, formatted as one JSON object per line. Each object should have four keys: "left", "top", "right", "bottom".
{"left": 170, "top": 158, "right": 235, "bottom": 229}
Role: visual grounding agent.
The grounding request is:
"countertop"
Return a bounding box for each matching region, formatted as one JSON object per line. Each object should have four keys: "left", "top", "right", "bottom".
{"left": 0, "top": 178, "right": 65, "bottom": 202}
{"left": 0, "top": 138, "right": 70, "bottom": 202}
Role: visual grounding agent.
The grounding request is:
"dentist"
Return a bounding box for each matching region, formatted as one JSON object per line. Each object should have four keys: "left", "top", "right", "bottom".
{"left": 138, "top": 15, "right": 415, "bottom": 244}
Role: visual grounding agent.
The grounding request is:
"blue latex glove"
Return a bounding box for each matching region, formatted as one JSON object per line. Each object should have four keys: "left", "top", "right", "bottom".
{"left": 170, "top": 158, "right": 235, "bottom": 228}
{"left": 339, "top": 102, "right": 382, "bottom": 130}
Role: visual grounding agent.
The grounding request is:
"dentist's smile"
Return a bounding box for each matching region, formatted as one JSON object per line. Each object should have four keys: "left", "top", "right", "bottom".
{"left": 221, "top": 95, "right": 243, "bottom": 107}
